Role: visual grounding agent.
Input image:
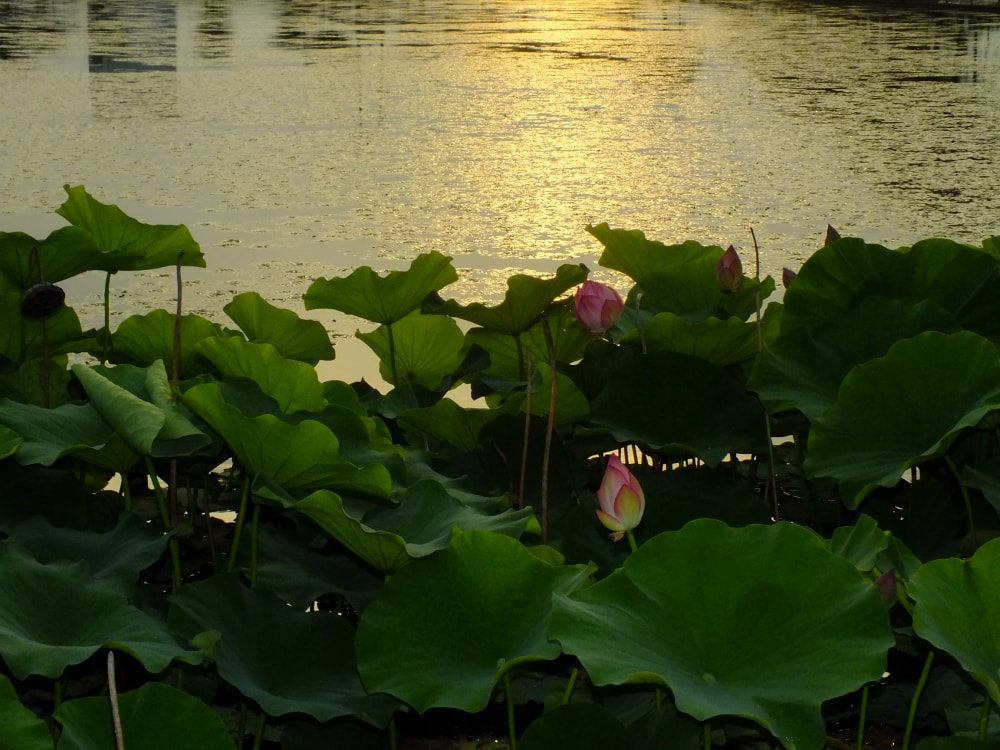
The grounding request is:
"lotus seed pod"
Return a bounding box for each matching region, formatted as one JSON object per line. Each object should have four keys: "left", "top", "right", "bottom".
{"left": 20, "top": 282, "right": 66, "bottom": 320}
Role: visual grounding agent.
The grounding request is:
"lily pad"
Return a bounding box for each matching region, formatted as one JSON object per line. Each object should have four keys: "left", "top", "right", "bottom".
{"left": 548, "top": 519, "right": 893, "bottom": 750}
{"left": 805, "top": 331, "right": 1000, "bottom": 507}
{"left": 169, "top": 573, "right": 396, "bottom": 725}
{"left": 356, "top": 530, "right": 592, "bottom": 712}
{"left": 909, "top": 536, "right": 1000, "bottom": 705}
{"left": 0, "top": 542, "right": 199, "bottom": 679}
{"left": 55, "top": 682, "right": 235, "bottom": 750}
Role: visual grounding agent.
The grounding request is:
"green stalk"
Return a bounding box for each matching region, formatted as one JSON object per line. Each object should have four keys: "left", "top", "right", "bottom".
{"left": 119, "top": 471, "right": 133, "bottom": 512}
{"left": 518, "top": 348, "right": 532, "bottom": 509}
{"left": 561, "top": 667, "right": 579, "bottom": 705}
{"left": 504, "top": 672, "right": 518, "bottom": 750}
{"left": 702, "top": 721, "right": 712, "bottom": 750}
{"left": 386, "top": 321, "right": 399, "bottom": 386}
{"left": 540, "top": 313, "right": 557, "bottom": 544}
{"left": 227, "top": 474, "right": 251, "bottom": 573}
{"left": 626, "top": 529, "right": 639, "bottom": 554}
{"left": 856, "top": 683, "right": 869, "bottom": 750}
{"left": 980, "top": 695, "right": 992, "bottom": 741}
{"left": 101, "top": 271, "right": 113, "bottom": 364}
{"left": 250, "top": 504, "right": 261, "bottom": 588}
{"left": 145, "top": 456, "right": 181, "bottom": 591}
{"left": 903, "top": 650, "right": 935, "bottom": 750}
{"left": 108, "top": 652, "right": 125, "bottom": 750}
{"left": 251, "top": 712, "right": 266, "bottom": 750}
{"left": 750, "top": 227, "right": 780, "bottom": 520}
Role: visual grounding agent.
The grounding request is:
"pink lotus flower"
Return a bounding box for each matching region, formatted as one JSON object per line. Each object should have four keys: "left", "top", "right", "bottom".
{"left": 574, "top": 280, "right": 624, "bottom": 337}
{"left": 596, "top": 455, "right": 645, "bottom": 542}
{"left": 716, "top": 245, "right": 744, "bottom": 293}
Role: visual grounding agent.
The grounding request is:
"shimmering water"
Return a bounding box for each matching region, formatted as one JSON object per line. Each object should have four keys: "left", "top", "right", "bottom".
{"left": 2, "top": 0, "right": 999, "bottom": 352}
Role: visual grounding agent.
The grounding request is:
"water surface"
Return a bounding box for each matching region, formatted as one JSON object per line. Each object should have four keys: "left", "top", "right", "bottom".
{"left": 2, "top": 0, "right": 999, "bottom": 345}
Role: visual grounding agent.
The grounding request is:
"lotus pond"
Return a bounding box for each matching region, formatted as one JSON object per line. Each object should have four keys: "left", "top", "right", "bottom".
{"left": 3, "top": 186, "right": 1000, "bottom": 750}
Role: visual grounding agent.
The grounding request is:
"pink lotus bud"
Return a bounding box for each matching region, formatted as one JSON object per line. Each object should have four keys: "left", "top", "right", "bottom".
{"left": 716, "top": 245, "right": 743, "bottom": 293}
{"left": 782, "top": 267, "right": 798, "bottom": 288}
{"left": 874, "top": 569, "right": 897, "bottom": 609}
{"left": 596, "top": 455, "right": 645, "bottom": 542}
{"left": 574, "top": 280, "right": 624, "bottom": 337}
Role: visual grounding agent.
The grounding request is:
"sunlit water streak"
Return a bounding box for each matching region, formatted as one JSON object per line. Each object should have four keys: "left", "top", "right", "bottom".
{"left": 2, "top": 0, "right": 999, "bottom": 367}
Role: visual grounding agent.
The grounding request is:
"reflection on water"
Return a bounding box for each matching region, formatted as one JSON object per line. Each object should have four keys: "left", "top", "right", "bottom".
{"left": 1, "top": 0, "right": 999, "bottom": 339}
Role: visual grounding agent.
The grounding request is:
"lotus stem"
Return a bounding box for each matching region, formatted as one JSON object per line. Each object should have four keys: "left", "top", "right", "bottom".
{"left": 250, "top": 504, "right": 261, "bottom": 588}
{"left": 145, "top": 456, "right": 181, "bottom": 591}
{"left": 561, "top": 667, "right": 579, "bottom": 705}
{"left": 518, "top": 348, "right": 532, "bottom": 509}
{"left": 903, "top": 649, "right": 934, "bottom": 750}
{"left": 251, "top": 712, "right": 266, "bottom": 750}
{"left": 626, "top": 529, "right": 638, "bottom": 554}
{"left": 635, "top": 290, "right": 646, "bottom": 354}
{"left": 703, "top": 721, "right": 712, "bottom": 750}
{"left": 119, "top": 471, "right": 133, "bottom": 512}
{"left": 750, "top": 227, "right": 781, "bottom": 520}
{"left": 856, "top": 683, "right": 869, "bottom": 750}
{"left": 108, "top": 652, "right": 125, "bottom": 750}
{"left": 504, "top": 672, "right": 518, "bottom": 750}
{"left": 540, "top": 312, "right": 557, "bottom": 544}
{"left": 102, "top": 271, "right": 112, "bottom": 364}
{"left": 389, "top": 716, "right": 398, "bottom": 750}
{"left": 173, "top": 252, "right": 184, "bottom": 389}
{"left": 980, "top": 695, "right": 992, "bottom": 741}
{"left": 386, "top": 321, "right": 399, "bottom": 386}
{"left": 945, "top": 456, "right": 978, "bottom": 551}
{"left": 227, "top": 472, "right": 251, "bottom": 573}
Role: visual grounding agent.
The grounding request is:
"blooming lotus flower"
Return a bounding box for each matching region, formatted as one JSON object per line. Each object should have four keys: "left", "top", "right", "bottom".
{"left": 596, "top": 454, "right": 645, "bottom": 542}
{"left": 574, "top": 280, "right": 624, "bottom": 337}
{"left": 716, "top": 245, "right": 743, "bottom": 293}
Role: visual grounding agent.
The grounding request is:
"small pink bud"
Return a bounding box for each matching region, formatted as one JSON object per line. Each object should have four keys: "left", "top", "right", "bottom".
{"left": 574, "top": 280, "right": 624, "bottom": 337}
{"left": 716, "top": 245, "right": 743, "bottom": 293}
{"left": 874, "top": 569, "right": 897, "bottom": 609}
{"left": 596, "top": 455, "right": 645, "bottom": 542}
{"left": 782, "top": 267, "right": 798, "bottom": 288}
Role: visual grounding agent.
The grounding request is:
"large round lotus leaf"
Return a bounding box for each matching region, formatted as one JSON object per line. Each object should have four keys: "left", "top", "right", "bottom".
{"left": 168, "top": 573, "right": 397, "bottom": 725}
{"left": 750, "top": 296, "right": 961, "bottom": 419}
{"left": 591, "top": 349, "right": 766, "bottom": 466}
{"left": 627, "top": 312, "right": 768, "bottom": 366}
{"left": 304, "top": 251, "right": 457, "bottom": 324}
{"left": 548, "top": 519, "right": 893, "bottom": 750}
{"left": 55, "top": 682, "right": 234, "bottom": 750}
{"left": 224, "top": 291, "right": 335, "bottom": 363}
{"left": 0, "top": 543, "right": 199, "bottom": 679}
{"left": 519, "top": 703, "right": 627, "bottom": 750}
{"left": 805, "top": 331, "right": 1000, "bottom": 507}
{"left": 0, "top": 674, "right": 52, "bottom": 750}
{"left": 357, "top": 310, "right": 466, "bottom": 388}
{"left": 110, "top": 310, "right": 233, "bottom": 379}
{"left": 909, "top": 537, "right": 1000, "bottom": 705}
{"left": 355, "top": 530, "right": 592, "bottom": 713}
{"left": 0, "top": 226, "right": 102, "bottom": 287}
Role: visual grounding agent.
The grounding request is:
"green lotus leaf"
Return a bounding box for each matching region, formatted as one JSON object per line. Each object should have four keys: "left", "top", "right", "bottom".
{"left": 0, "top": 674, "right": 52, "bottom": 750}
{"left": 5, "top": 512, "right": 170, "bottom": 594}
{"left": 396, "top": 398, "right": 502, "bottom": 452}
{"left": 917, "top": 739, "right": 1000, "bottom": 750}
{"left": 241, "top": 524, "right": 384, "bottom": 613}
{"left": 55, "top": 682, "right": 235, "bottom": 750}
{"left": 909, "top": 537, "right": 1000, "bottom": 705}
{"left": 357, "top": 310, "right": 465, "bottom": 388}
{"left": 0, "top": 542, "right": 199, "bottom": 679}
{"left": 0, "top": 292, "right": 94, "bottom": 364}
{"left": 627, "top": 311, "right": 770, "bottom": 366}
{"left": 0, "top": 399, "right": 137, "bottom": 469}
{"left": 110, "top": 310, "right": 236, "bottom": 379}
{"left": 183, "top": 381, "right": 392, "bottom": 496}
{"left": 750, "top": 297, "right": 961, "bottom": 419}
{"left": 224, "top": 291, "right": 334, "bottom": 363}
{"left": 805, "top": 331, "right": 1000, "bottom": 507}
{"left": 304, "top": 251, "right": 457, "bottom": 324}
{"left": 493, "top": 366, "right": 591, "bottom": 425}
{"left": 196, "top": 336, "right": 327, "bottom": 413}
{"left": 0, "top": 423, "right": 20, "bottom": 459}
{"left": 780, "top": 238, "right": 1000, "bottom": 342}
{"left": 169, "top": 573, "right": 396, "bottom": 725}
{"left": 432, "top": 264, "right": 587, "bottom": 336}
{"left": 55, "top": 185, "right": 205, "bottom": 272}
{"left": 587, "top": 224, "right": 773, "bottom": 322}
{"left": 959, "top": 456, "right": 1000, "bottom": 518}
{"left": 72, "top": 361, "right": 211, "bottom": 458}
{"left": 549, "top": 519, "right": 893, "bottom": 750}
{"left": 828, "top": 514, "right": 889, "bottom": 572}
{"left": 356, "top": 530, "right": 592, "bottom": 712}
{"left": 519, "top": 703, "right": 628, "bottom": 750}
{"left": 0, "top": 226, "right": 103, "bottom": 288}
{"left": 591, "top": 350, "right": 767, "bottom": 466}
